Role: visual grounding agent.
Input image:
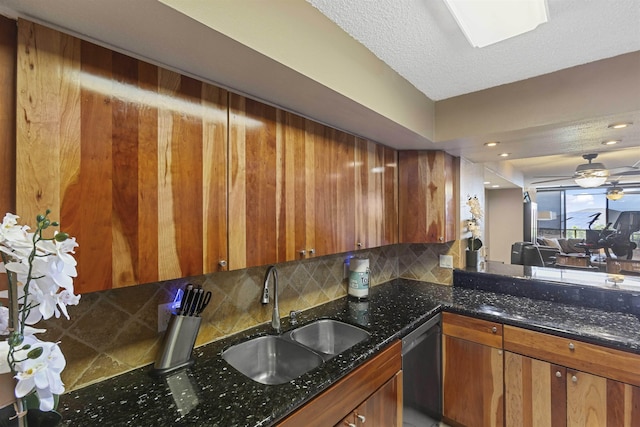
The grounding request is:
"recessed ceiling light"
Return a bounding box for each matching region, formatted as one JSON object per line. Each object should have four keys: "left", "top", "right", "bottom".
{"left": 601, "top": 140, "right": 620, "bottom": 146}
{"left": 483, "top": 181, "right": 491, "bottom": 185}
{"left": 608, "top": 122, "right": 632, "bottom": 129}
{"left": 499, "top": 153, "right": 510, "bottom": 157}
{"left": 491, "top": 185, "right": 500, "bottom": 188}
{"left": 484, "top": 141, "right": 499, "bottom": 147}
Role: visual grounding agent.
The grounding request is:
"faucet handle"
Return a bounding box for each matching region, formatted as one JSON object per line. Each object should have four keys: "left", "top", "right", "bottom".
{"left": 289, "top": 310, "right": 302, "bottom": 325}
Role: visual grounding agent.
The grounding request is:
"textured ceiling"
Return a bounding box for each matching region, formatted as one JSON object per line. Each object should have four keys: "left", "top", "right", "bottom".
{"left": 307, "top": 0, "right": 640, "bottom": 101}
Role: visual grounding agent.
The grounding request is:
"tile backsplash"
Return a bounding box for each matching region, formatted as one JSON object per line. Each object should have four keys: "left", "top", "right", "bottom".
{"left": 40, "top": 242, "right": 457, "bottom": 391}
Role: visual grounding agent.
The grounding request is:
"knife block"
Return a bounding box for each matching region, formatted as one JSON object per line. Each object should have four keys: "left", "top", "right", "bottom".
{"left": 151, "top": 313, "right": 201, "bottom": 376}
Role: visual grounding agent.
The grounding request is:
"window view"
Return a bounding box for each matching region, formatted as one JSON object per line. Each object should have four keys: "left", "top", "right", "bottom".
{"left": 537, "top": 187, "right": 640, "bottom": 253}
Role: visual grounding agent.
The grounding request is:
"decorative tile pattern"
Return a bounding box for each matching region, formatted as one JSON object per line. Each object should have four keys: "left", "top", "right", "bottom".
{"left": 39, "top": 242, "right": 451, "bottom": 391}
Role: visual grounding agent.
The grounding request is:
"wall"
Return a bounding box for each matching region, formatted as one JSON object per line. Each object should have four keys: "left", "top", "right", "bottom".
{"left": 486, "top": 188, "right": 524, "bottom": 263}
{"left": 38, "top": 243, "right": 451, "bottom": 391}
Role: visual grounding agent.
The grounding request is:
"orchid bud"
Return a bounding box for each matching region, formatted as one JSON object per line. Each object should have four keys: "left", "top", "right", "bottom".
{"left": 55, "top": 232, "right": 69, "bottom": 242}
{"left": 27, "top": 347, "right": 43, "bottom": 359}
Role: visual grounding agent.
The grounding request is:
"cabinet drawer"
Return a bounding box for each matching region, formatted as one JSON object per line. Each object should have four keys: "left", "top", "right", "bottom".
{"left": 442, "top": 312, "right": 503, "bottom": 348}
{"left": 504, "top": 325, "right": 640, "bottom": 386}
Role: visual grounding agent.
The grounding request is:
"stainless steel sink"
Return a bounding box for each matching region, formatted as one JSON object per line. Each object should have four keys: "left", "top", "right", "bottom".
{"left": 221, "top": 335, "right": 323, "bottom": 385}
{"left": 289, "top": 319, "right": 370, "bottom": 357}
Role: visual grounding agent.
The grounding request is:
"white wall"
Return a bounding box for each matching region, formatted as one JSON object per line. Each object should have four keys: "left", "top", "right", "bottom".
{"left": 486, "top": 188, "right": 524, "bottom": 263}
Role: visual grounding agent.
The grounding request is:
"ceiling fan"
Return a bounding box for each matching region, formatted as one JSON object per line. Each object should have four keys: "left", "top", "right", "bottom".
{"left": 532, "top": 153, "right": 640, "bottom": 188}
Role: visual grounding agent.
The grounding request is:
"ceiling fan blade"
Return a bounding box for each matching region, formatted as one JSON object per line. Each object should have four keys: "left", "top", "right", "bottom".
{"left": 531, "top": 177, "right": 574, "bottom": 185}
{"left": 609, "top": 167, "right": 640, "bottom": 176}
{"left": 531, "top": 175, "right": 573, "bottom": 179}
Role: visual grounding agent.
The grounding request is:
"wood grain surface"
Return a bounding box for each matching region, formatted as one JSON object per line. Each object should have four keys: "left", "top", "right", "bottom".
{"left": 17, "top": 20, "right": 228, "bottom": 292}
{"left": 443, "top": 334, "right": 504, "bottom": 427}
{"left": 504, "top": 325, "right": 640, "bottom": 387}
{"left": 0, "top": 16, "right": 16, "bottom": 216}
{"left": 15, "top": 19, "right": 402, "bottom": 292}
{"left": 399, "top": 150, "right": 458, "bottom": 243}
{"left": 505, "top": 351, "right": 567, "bottom": 427}
{"left": 443, "top": 312, "right": 503, "bottom": 348}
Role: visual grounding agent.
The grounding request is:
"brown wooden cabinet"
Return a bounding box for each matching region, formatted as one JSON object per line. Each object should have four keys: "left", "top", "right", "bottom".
{"left": 337, "top": 372, "right": 402, "bottom": 427}
{"left": 504, "top": 325, "right": 640, "bottom": 427}
{"left": 16, "top": 21, "right": 229, "bottom": 293}
{"left": 398, "top": 151, "right": 458, "bottom": 243}
{"left": 278, "top": 340, "right": 402, "bottom": 427}
{"left": 505, "top": 351, "right": 640, "bottom": 427}
{"left": 354, "top": 138, "right": 398, "bottom": 250}
{"left": 16, "top": 21, "right": 402, "bottom": 292}
{"left": 442, "top": 312, "right": 504, "bottom": 427}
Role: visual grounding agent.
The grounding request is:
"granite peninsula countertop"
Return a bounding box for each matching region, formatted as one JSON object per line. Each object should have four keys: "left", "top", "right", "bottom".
{"left": 57, "top": 277, "right": 640, "bottom": 427}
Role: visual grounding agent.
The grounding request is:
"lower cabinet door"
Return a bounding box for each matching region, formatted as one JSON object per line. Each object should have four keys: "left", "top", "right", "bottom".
{"left": 567, "top": 370, "right": 640, "bottom": 427}
{"left": 506, "top": 351, "right": 640, "bottom": 427}
{"left": 443, "top": 335, "right": 504, "bottom": 427}
{"left": 335, "top": 372, "right": 402, "bottom": 427}
{"left": 505, "top": 351, "right": 567, "bottom": 427}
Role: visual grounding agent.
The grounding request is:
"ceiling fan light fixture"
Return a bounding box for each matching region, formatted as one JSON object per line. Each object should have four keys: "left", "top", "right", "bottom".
{"left": 443, "top": 0, "right": 549, "bottom": 48}
{"left": 606, "top": 187, "right": 624, "bottom": 201}
{"left": 574, "top": 175, "right": 608, "bottom": 188}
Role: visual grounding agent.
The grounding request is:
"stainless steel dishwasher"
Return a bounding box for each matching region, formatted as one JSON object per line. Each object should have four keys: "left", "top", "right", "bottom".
{"left": 401, "top": 314, "right": 442, "bottom": 427}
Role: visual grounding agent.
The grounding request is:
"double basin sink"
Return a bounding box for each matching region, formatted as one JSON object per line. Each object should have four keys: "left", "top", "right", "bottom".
{"left": 222, "top": 319, "right": 370, "bottom": 385}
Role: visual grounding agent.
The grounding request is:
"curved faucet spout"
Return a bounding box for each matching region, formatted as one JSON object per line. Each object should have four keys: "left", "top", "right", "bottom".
{"left": 261, "top": 265, "right": 281, "bottom": 334}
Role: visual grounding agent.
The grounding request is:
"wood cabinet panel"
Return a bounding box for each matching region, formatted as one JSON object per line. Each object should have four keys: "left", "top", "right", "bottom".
{"left": 504, "top": 325, "right": 640, "bottom": 387}
{"left": 16, "top": 20, "right": 228, "bottom": 292}
{"left": 443, "top": 312, "right": 503, "bottom": 348}
{"left": 505, "top": 332, "right": 640, "bottom": 427}
{"left": 443, "top": 335, "right": 504, "bottom": 427}
{"left": 278, "top": 340, "right": 402, "bottom": 427}
{"left": 505, "top": 352, "right": 567, "bottom": 427}
{"left": 354, "top": 138, "right": 398, "bottom": 249}
{"left": 312, "top": 123, "right": 355, "bottom": 256}
{"left": 398, "top": 150, "right": 458, "bottom": 243}
{"left": 0, "top": 16, "right": 16, "bottom": 215}
{"left": 228, "top": 94, "right": 279, "bottom": 269}
{"left": 353, "top": 371, "right": 402, "bottom": 427}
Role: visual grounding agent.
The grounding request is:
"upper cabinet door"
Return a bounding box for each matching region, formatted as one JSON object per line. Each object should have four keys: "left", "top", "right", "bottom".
{"left": 308, "top": 122, "right": 355, "bottom": 256}
{"left": 16, "top": 21, "right": 228, "bottom": 293}
{"left": 398, "top": 151, "right": 459, "bottom": 243}
{"left": 354, "top": 138, "right": 398, "bottom": 249}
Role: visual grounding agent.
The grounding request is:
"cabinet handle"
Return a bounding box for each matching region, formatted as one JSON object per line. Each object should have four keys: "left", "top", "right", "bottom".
{"left": 357, "top": 242, "right": 363, "bottom": 248}
{"left": 491, "top": 326, "right": 498, "bottom": 334}
{"left": 439, "top": 236, "right": 444, "bottom": 242}
{"left": 572, "top": 375, "right": 578, "bottom": 383}
{"left": 568, "top": 343, "right": 575, "bottom": 351}
{"left": 218, "top": 260, "right": 227, "bottom": 267}
{"left": 309, "top": 248, "right": 315, "bottom": 255}
{"left": 299, "top": 249, "right": 306, "bottom": 256}
{"left": 344, "top": 423, "right": 356, "bottom": 427}
{"left": 356, "top": 414, "right": 366, "bottom": 423}
{"left": 556, "top": 371, "right": 562, "bottom": 378}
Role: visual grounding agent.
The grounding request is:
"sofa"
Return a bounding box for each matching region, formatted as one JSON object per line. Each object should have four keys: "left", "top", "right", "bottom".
{"left": 536, "top": 237, "right": 587, "bottom": 255}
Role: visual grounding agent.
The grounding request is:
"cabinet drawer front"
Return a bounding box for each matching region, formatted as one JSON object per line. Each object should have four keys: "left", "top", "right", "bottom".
{"left": 443, "top": 312, "right": 503, "bottom": 348}
{"left": 504, "top": 325, "right": 640, "bottom": 387}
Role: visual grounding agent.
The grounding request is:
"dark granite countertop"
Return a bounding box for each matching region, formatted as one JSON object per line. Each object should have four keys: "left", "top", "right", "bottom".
{"left": 57, "top": 278, "right": 640, "bottom": 427}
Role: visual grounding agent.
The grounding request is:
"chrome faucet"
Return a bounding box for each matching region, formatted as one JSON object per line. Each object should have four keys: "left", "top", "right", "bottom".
{"left": 261, "top": 265, "right": 281, "bottom": 334}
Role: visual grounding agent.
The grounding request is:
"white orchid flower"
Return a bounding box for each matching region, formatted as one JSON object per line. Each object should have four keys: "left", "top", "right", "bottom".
{"left": 0, "top": 306, "right": 9, "bottom": 335}
{"left": 13, "top": 336, "right": 66, "bottom": 412}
